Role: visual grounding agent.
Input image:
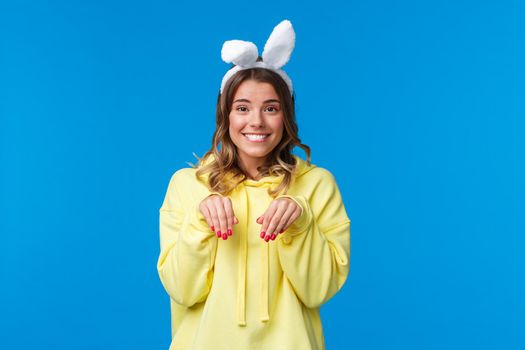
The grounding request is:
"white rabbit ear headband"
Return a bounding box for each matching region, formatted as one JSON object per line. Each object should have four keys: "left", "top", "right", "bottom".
{"left": 220, "top": 19, "right": 296, "bottom": 96}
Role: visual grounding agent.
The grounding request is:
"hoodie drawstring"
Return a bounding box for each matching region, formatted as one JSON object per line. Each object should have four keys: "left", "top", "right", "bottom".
{"left": 236, "top": 183, "right": 248, "bottom": 326}
{"left": 260, "top": 238, "right": 269, "bottom": 322}
{"left": 236, "top": 183, "right": 270, "bottom": 326}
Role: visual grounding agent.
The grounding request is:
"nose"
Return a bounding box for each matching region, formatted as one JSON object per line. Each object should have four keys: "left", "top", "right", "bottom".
{"left": 249, "top": 110, "right": 264, "bottom": 127}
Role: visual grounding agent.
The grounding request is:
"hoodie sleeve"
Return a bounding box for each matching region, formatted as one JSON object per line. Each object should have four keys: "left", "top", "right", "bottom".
{"left": 157, "top": 170, "right": 218, "bottom": 307}
{"left": 275, "top": 169, "right": 351, "bottom": 309}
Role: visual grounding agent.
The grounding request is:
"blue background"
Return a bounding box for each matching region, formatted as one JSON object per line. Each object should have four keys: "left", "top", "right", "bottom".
{"left": 1, "top": 1, "right": 524, "bottom": 349}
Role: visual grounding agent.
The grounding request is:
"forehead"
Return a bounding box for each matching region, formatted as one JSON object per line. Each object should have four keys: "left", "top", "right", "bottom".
{"left": 232, "top": 80, "right": 279, "bottom": 101}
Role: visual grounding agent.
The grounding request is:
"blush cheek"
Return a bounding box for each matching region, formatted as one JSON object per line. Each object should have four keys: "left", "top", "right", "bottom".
{"left": 229, "top": 120, "right": 248, "bottom": 143}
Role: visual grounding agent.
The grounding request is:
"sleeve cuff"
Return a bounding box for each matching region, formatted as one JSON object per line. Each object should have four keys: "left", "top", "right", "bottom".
{"left": 274, "top": 194, "right": 312, "bottom": 242}
{"left": 191, "top": 192, "right": 222, "bottom": 232}
{"left": 190, "top": 203, "right": 214, "bottom": 233}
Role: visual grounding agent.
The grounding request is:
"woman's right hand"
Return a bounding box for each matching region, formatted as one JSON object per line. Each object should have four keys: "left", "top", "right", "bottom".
{"left": 199, "top": 194, "right": 239, "bottom": 240}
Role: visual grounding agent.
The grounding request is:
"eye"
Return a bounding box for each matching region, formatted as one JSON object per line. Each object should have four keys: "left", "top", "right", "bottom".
{"left": 236, "top": 106, "right": 248, "bottom": 112}
{"left": 265, "top": 106, "right": 280, "bottom": 112}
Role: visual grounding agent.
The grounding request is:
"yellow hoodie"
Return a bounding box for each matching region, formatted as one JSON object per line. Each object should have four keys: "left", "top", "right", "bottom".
{"left": 157, "top": 154, "right": 351, "bottom": 350}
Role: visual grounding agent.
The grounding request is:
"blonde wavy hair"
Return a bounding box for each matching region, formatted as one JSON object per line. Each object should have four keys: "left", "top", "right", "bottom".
{"left": 191, "top": 58, "right": 311, "bottom": 198}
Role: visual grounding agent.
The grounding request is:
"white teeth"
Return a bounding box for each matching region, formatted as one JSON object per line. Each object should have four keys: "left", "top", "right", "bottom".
{"left": 244, "top": 134, "right": 269, "bottom": 141}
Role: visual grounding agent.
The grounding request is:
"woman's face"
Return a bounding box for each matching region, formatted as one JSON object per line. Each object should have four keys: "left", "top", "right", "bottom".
{"left": 229, "top": 79, "right": 284, "bottom": 166}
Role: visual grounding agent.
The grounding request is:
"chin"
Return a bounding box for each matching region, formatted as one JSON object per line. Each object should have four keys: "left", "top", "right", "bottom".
{"left": 242, "top": 150, "right": 272, "bottom": 158}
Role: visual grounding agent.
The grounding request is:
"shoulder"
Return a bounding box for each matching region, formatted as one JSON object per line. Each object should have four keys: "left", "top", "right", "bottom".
{"left": 296, "top": 165, "right": 338, "bottom": 188}
{"left": 169, "top": 167, "right": 197, "bottom": 183}
{"left": 292, "top": 155, "right": 336, "bottom": 182}
{"left": 307, "top": 166, "right": 336, "bottom": 180}
{"left": 161, "top": 167, "right": 212, "bottom": 210}
{"left": 289, "top": 164, "right": 345, "bottom": 210}
{"left": 164, "top": 167, "right": 201, "bottom": 195}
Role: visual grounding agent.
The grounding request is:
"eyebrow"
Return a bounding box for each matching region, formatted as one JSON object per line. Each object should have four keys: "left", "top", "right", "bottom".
{"left": 233, "top": 98, "right": 281, "bottom": 104}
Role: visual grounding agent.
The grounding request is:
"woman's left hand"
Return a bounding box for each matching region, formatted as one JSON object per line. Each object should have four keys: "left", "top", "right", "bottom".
{"left": 257, "top": 197, "right": 302, "bottom": 242}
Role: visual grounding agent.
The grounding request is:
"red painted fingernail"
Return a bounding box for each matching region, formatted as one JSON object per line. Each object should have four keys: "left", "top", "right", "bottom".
{"left": 211, "top": 225, "right": 215, "bottom": 231}
{"left": 228, "top": 229, "right": 232, "bottom": 236}
{"left": 260, "top": 231, "right": 266, "bottom": 238}
{"left": 271, "top": 234, "right": 276, "bottom": 240}
{"left": 222, "top": 233, "right": 227, "bottom": 240}
{"left": 279, "top": 229, "right": 284, "bottom": 233}
{"left": 264, "top": 235, "right": 270, "bottom": 242}
{"left": 217, "top": 230, "right": 221, "bottom": 237}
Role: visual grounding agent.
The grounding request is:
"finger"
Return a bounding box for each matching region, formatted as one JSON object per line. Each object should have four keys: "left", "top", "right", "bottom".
{"left": 214, "top": 197, "right": 228, "bottom": 240}
{"left": 279, "top": 206, "right": 302, "bottom": 236}
{"left": 223, "top": 197, "right": 235, "bottom": 236}
{"left": 260, "top": 201, "right": 278, "bottom": 240}
{"left": 271, "top": 204, "right": 296, "bottom": 240}
{"left": 265, "top": 200, "right": 290, "bottom": 241}
{"left": 207, "top": 203, "right": 221, "bottom": 238}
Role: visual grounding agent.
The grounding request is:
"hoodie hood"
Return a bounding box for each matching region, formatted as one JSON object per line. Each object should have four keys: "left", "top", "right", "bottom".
{"left": 195, "top": 153, "right": 316, "bottom": 326}
{"left": 195, "top": 152, "right": 315, "bottom": 187}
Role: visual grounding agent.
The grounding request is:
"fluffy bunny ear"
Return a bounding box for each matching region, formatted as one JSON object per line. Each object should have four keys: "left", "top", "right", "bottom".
{"left": 221, "top": 40, "right": 259, "bottom": 67}
{"left": 261, "top": 20, "right": 296, "bottom": 69}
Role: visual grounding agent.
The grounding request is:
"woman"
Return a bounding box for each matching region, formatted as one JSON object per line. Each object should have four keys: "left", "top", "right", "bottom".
{"left": 157, "top": 20, "right": 351, "bottom": 350}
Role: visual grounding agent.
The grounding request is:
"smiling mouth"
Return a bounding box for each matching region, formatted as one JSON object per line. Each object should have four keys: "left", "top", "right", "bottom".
{"left": 242, "top": 133, "right": 271, "bottom": 142}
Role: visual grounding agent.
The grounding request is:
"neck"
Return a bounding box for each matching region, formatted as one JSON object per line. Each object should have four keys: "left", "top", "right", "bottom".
{"left": 237, "top": 154, "right": 267, "bottom": 180}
